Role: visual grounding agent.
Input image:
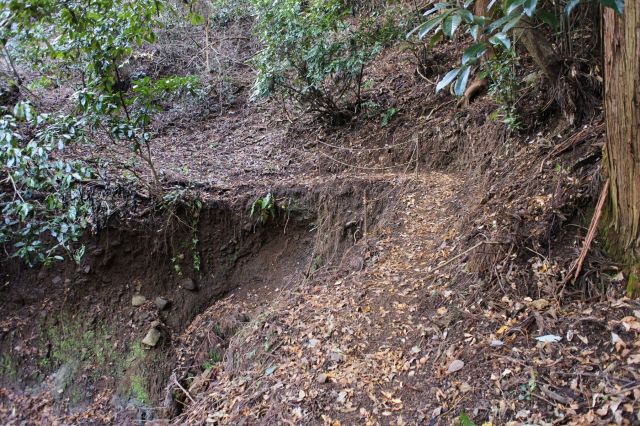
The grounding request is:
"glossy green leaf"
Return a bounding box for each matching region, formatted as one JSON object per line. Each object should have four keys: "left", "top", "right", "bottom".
{"left": 409, "top": 13, "right": 448, "bottom": 39}
{"left": 454, "top": 65, "right": 471, "bottom": 97}
{"left": 462, "top": 43, "right": 487, "bottom": 64}
{"left": 502, "top": 14, "right": 523, "bottom": 32}
{"left": 424, "top": 3, "right": 449, "bottom": 17}
{"left": 506, "top": 0, "right": 527, "bottom": 14}
{"left": 565, "top": 0, "right": 581, "bottom": 14}
{"left": 489, "top": 32, "right": 511, "bottom": 49}
{"left": 436, "top": 67, "right": 460, "bottom": 93}
{"left": 486, "top": 13, "right": 516, "bottom": 33}
{"left": 537, "top": 9, "right": 559, "bottom": 30}
{"left": 523, "top": 0, "right": 538, "bottom": 16}
{"left": 442, "top": 13, "right": 462, "bottom": 38}
{"left": 469, "top": 24, "right": 480, "bottom": 41}
{"left": 458, "top": 9, "right": 474, "bottom": 23}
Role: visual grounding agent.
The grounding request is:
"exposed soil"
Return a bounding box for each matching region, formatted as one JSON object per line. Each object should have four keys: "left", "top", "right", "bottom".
{"left": 2, "top": 7, "right": 638, "bottom": 426}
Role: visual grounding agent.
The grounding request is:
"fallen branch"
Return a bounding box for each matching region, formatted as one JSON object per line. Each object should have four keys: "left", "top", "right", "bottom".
{"left": 173, "top": 375, "right": 197, "bottom": 405}
{"left": 563, "top": 178, "right": 609, "bottom": 285}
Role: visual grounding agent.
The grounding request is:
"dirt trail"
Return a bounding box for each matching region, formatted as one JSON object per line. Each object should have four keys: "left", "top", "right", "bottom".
{"left": 176, "top": 172, "right": 469, "bottom": 424}
{"left": 176, "top": 162, "right": 640, "bottom": 425}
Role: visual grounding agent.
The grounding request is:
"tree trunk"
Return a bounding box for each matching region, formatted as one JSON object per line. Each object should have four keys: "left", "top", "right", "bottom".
{"left": 603, "top": 3, "right": 640, "bottom": 296}
{"left": 513, "top": 20, "right": 562, "bottom": 84}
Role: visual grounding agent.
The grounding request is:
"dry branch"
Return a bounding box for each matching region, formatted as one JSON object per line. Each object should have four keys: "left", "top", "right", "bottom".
{"left": 563, "top": 178, "right": 609, "bottom": 286}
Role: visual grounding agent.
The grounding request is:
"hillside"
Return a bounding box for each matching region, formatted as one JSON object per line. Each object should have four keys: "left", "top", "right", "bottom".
{"left": 1, "top": 0, "right": 639, "bottom": 424}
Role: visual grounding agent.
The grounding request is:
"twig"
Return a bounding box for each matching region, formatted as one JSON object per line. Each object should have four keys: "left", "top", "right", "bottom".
{"left": 424, "top": 99, "right": 456, "bottom": 120}
{"left": 363, "top": 190, "right": 368, "bottom": 238}
{"left": 7, "top": 173, "right": 25, "bottom": 202}
{"left": 173, "top": 376, "right": 196, "bottom": 404}
{"left": 429, "top": 240, "right": 494, "bottom": 273}
{"left": 3, "top": 45, "right": 21, "bottom": 84}
{"left": 415, "top": 65, "right": 435, "bottom": 85}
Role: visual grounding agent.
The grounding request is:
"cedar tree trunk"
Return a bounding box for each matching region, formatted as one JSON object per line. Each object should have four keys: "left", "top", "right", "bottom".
{"left": 603, "top": 2, "right": 640, "bottom": 296}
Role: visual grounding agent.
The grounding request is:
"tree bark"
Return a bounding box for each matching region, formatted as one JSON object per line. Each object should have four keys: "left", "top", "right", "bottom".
{"left": 513, "top": 20, "right": 562, "bottom": 84}
{"left": 603, "top": 3, "right": 640, "bottom": 296}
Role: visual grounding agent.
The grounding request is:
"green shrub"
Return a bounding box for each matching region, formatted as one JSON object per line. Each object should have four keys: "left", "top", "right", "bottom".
{"left": 0, "top": 102, "right": 92, "bottom": 265}
{"left": 410, "top": 0, "right": 623, "bottom": 97}
{"left": 485, "top": 48, "right": 521, "bottom": 131}
{"left": 209, "top": 0, "right": 250, "bottom": 24}
{"left": 250, "top": 193, "right": 276, "bottom": 223}
{"left": 0, "top": 0, "right": 202, "bottom": 264}
{"left": 251, "top": 0, "right": 400, "bottom": 123}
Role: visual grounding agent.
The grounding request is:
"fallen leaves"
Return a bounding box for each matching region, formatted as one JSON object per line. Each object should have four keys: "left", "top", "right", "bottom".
{"left": 447, "top": 359, "right": 465, "bottom": 374}
{"left": 170, "top": 180, "right": 640, "bottom": 426}
{"left": 535, "top": 334, "right": 562, "bottom": 343}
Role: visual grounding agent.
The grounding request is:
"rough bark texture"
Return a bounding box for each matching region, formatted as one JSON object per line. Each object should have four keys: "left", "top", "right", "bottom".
{"left": 603, "top": 3, "right": 640, "bottom": 295}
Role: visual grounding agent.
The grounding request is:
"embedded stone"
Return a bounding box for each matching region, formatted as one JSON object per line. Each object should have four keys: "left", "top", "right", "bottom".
{"left": 132, "top": 295, "right": 147, "bottom": 307}
{"left": 142, "top": 328, "right": 162, "bottom": 347}
{"left": 155, "top": 297, "right": 171, "bottom": 311}
{"left": 180, "top": 278, "right": 197, "bottom": 291}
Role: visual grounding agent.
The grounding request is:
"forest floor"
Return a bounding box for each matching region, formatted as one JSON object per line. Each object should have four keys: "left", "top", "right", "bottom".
{"left": 1, "top": 13, "right": 640, "bottom": 426}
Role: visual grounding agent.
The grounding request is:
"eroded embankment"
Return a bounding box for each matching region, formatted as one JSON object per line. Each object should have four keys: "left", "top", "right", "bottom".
{"left": 0, "top": 175, "right": 399, "bottom": 423}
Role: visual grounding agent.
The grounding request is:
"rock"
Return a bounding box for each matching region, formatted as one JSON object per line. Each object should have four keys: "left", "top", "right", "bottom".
{"left": 142, "top": 328, "right": 162, "bottom": 347}
{"left": 316, "top": 373, "right": 329, "bottom": 383}
{"left": 52, "top": 276, "right": 63, "bottom": 286}
{"left": 132, "top": 295, "right": 147, "bottom": 307}
{"left": 530, "top": 299, "right": 550, "bottom": 310}
{"left": 51, "top": 361, "right": 78, "bottom": 401}
{"left": 155, "top": 297, "right": 171, "bottom": 311}
{"left": 180, "top": 277, "right": 197, "bottom": 291}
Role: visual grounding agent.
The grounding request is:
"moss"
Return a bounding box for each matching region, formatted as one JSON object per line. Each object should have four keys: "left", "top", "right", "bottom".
{"left": 38, "top": 317, "right": 118, "bottom": 372}
{"left": 0, "top": 354, "right": 17, "bottom": 379}
{"left": 600, "top": 201, "right": 640, "bottom": 297}
{"left": 626, "top": 266, "right": 640, "bottom": 298}
{"left": 129, "top": 375, "right": 150, "bottom": 404}
{"left": 33, "top": 315, "right": 147, "bottom": 405}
